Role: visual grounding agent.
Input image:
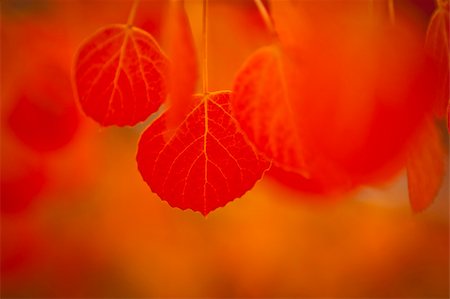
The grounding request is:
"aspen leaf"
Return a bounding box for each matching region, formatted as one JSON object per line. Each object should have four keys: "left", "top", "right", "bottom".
{"left": 425, "top": 1, "right": 449, "bottom": 118}
{"left": 406, "top": 117, "right": 448, "bottom": 212}
{"left": 74, "top": 24, "right": 169, "bottom": 126}
{"left": 232, "top": 45, "right": 309, "bottom": 175}
{"left": 231, "top": 44, "right": 362, "bottom": 193}
{"left": 136, "top": 91, "right": 269, "bottom": 215}
{"left": 233, "top": 1, "right": 442, "bottom": 192}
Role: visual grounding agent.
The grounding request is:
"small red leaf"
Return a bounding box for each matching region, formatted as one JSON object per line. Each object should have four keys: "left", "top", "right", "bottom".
{"left": 231, "top": 45, "right": 353, "bottom": 194}
{"left": 406, "top": 117, "right": 448, "bottom": 212}
{"left": 426, "top": 2, "right": 449, "bottom": 118}
{"left": 233, "top": 2, "right": 441, "bottom": 190}
{"left": 136, "top": 91, "right": 269, "bottom": 215}
{"left": 74, "top": 24, "right": 169, "bottom": 126}
{"left": 231, "top": 45, "right": 308, "bottom": 175}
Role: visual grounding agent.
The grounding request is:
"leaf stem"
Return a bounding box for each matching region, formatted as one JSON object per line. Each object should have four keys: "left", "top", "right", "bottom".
{"left": 437, "top": 0, "right": 447, "bottom": 8}
{"left": 127, "top": 0, "right": 141, "bottom": 27}
{"left": 253, "top": 0, "right": 277, "bottom": 37}
{"left": 202, "top": 0, "right": 208, "bottom": 94}
{"left": 388, "top": 0, "right": 396, "bottom": 24}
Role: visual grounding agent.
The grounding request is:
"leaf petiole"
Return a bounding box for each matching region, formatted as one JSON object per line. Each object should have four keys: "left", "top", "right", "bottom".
{"left": 202, "top": 0, "right": 209, "bottom": 94}
{"left": 253, "top": 0, "right": 277, "bottom": 38}
{"left": 127, "top": 0, "right": 141, "bottom": 27}
{"left": 388, "top": 0, "right": 396, "bottom": 24}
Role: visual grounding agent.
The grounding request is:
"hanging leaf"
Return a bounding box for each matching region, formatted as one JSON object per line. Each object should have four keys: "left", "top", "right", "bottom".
{"left": 406, "top": 117, "right": 448, "bottom": 212}
{"left": 425, "top": 2, "right": 449, "bottom": 119}
{"left": 232, "top": 0, "right": 441, "bottom": 192}
{"left": 73, "top": 24, "right": 169, "bottom": 126}
{"left": 231, "top": 45, "right": 310, "bottom": 175}
{"left": 162, "top": 0, "right": 199, "bottom": 129}
{"left": 136, "top": 91, "right": 269, "bottom": 215}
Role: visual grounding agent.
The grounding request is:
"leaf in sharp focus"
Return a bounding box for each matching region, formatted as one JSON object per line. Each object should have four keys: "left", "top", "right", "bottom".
{"left": 136, "top": 91, "right": 269, "bottom": 216}
{"left": 74, "top": 24, "right": 169, "bottom": 126}
{"left": 425, "top": 3, "right": 449, "bottom": 118}
{"left": 162, "top": 0, "right": 198, "bottom": 130}
{"left": 231, "top": 45, "right": 308, "bottom": 175}
{"left": 406, "top": 117, "right": 448, "bottom": 212}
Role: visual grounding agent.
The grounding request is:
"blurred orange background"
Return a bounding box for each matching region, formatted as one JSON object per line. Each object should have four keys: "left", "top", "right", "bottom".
{"left": 1, "top": 0, "right": 448, "bottom": 298}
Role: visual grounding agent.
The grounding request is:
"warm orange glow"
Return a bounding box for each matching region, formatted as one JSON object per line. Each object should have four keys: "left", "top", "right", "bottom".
{"left": 1, "top": 0, "right": 448, "bottom": 298}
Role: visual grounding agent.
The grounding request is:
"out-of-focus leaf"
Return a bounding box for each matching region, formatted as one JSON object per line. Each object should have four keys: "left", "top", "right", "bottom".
{"left": 162, "top": 0, "right": 198, "bottom": 130}
{"left": 406, "top": 117, "right": 448, "bottom": 212}
{"left": 425, "top": 1, "right": 449, "bottom": 118}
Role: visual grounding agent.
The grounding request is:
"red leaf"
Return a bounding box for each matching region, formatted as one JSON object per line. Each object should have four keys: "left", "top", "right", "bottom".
{"left": 406, "top": 117, "right": 448, "bottom": 212}
{"left": 231, "top": 45, "right": 354, "bottom": 194}
{"left": 74, "top": 24, "right": 169, "bottom": 126}
{"left": 136, "top": 91, "right": 269, "bottom": 215}
{"left": 425, "top": 2, "right": 449, "bottom": 118}
{"left": 231, "top": 45, "right": 309, "bottom": 175}
{"left": 233, "top": 2, "right": 441, "bottom": 190}
{"left": 8, "top": 66, "right": 79, "bottom": 152}
{"left": 162, "top": 0, "right": 198, "bottom": 129}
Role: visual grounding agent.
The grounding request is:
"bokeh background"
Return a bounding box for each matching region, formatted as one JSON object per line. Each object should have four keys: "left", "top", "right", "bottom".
{"left": 1, "top": 0, "right": 449, "bottom": 298}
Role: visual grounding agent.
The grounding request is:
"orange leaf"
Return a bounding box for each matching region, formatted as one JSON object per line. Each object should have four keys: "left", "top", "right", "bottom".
{"left": 406, "top": 117, "right": 448, "bottom": 212}
{"left": 136, "top": 91, "right": 269, "bottom": 215}
{"left": 162, "top": 0, "right": 199, "bottom": 129}
{"left": 73, "top": 25, "right": 169, "bottom": 126}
